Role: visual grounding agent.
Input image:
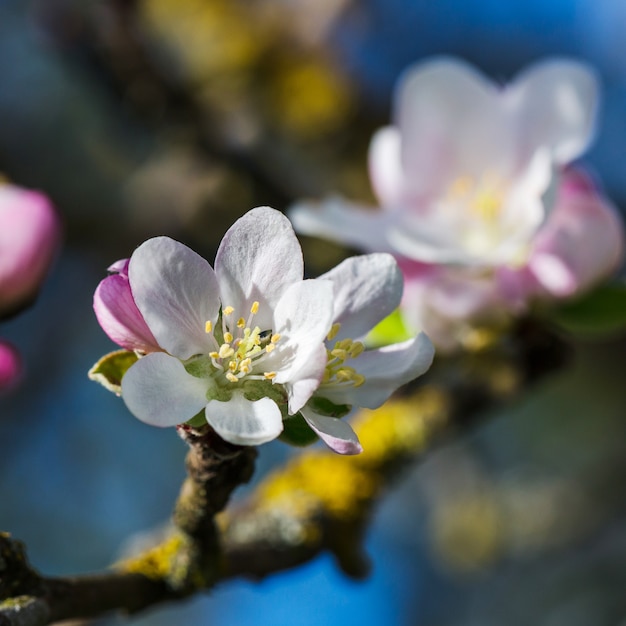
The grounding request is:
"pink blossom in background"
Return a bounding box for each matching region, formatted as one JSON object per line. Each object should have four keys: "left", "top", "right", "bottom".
{"left": 290, "top": 57, "right": 624, "bottom": 349}
{"left": 0, "top": 340, "right": 22, "bottom": 393}
{"left": 0, "top": 183, "right": 62, "bottom": 318}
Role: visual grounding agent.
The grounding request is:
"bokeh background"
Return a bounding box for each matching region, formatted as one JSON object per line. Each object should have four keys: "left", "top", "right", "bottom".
{"left": 2, "top": 0, "right": 626, "bottom": 624}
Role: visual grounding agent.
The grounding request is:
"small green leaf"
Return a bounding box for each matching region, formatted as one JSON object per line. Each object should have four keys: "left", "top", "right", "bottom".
{"left": 279, "top": 413, "right": 318, "bottom": 447}
{"left": 548, "top": 283, "right": 626, "bottom": 336}
{"left": 367, "top": 307, "right": 412, "bottom": 346}
{"left": 88, "top": 350, "right": 138, "bottom": 395}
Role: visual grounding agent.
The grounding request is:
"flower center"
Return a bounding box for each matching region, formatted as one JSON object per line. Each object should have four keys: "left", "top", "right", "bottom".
{"left": 204, "top": 301, "right": 280, "bottom": 385}
{"left": 447, "top": 174, "right": 508, "bottom": 222}
{"left": 322, "top": 323, "right": 365, "bottom": 389}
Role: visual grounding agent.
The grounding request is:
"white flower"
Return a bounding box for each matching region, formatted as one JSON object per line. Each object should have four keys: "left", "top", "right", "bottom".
{"left": 290, "top": 57, "right": 598, "bottom": 268}
{"left": 298, "top": 254, "right": 435, "bottom": 454}
{"left": 119, "top": 207, "right": 335, "bottom": 446}
{"left": 288, "top": 58, "right": 624, "bottom": 351}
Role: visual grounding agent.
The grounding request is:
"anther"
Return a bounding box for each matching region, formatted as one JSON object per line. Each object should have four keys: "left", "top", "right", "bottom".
{"left": 270, "top": 333, "right": 281, "bottom": 344}
{"left": 350, "top": 342, "right": 365, "bottom": 358}
{"left": 226, "top": 372, "right": 239, "bottom": 383}
{"left": 219, "top": 344, "right": 235, "bottom": 359}
{"left": 223, "top": 306, "right": 234, "bottom": 316}
{"left": 327, "top": 323, "right": 341, "bottom": 341}
{"left": 237, "top": 317, "right": 246, "bottom": 328}
{"left": 250, "top": 301, "right": 260, "bottom": 314}
{"left": 264, "top": 372, "right": 277, "bottom": 380}
{"left": 224, "top": 332, "right": 233, "bottom": 343}
{"left": 205, "top": 320, "right": 213, "bottom": 333}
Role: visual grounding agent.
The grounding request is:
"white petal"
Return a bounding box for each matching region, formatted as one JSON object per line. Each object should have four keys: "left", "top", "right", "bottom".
{"left": 288, "top": 197, "right": 393, "bottom": 253}
{"left": 121, "top": 352, "right": 209, "bottom": 427}
{"left": 396, "top": 57, "right": 513, "bottom": 186}
{"left": 129, "top": 237, "right": 220, "bottom": 360}
{"left": 214, "top": 207, "right": 303, "bottom": 330}
{"left": 283, "top": 343, "right": 329, "bottom": 415}
{"left": 271, "top": 279, "right": 334, "bottom": 411}
{"left": 205, "top": 393, "right": 283, "bottom": 446}
{"left": 322, "top": 332, "right": 435, "bottom": 409}
{"left": 320, "top": 254, "right": 403, "bottom": 340}
{"left": 507, "top": 59, "right": 598, "bottom": 165}
{"left": 368, "top": 127, "right": 404, "bottom": 207}
{"left": 301, "top": 407, "right": 362, "bottom": 455}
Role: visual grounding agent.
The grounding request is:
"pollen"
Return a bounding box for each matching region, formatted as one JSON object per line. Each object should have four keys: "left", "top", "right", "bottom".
{"left": 237, "top": 317, "right": 246, "bottom": 328}
{"left": 226, "top": 372, "right": 239, "bottom": 383}
{"left": 251, "top": 301, "right": 260, "bottom": 314}
{"left": 205, "top": 320, "right": 213, "bottom": 333}
{"left": 224, "top": 332, "right": 234, "bottom": 343}
{"left": 271, "top": 333, "right": 281, "bottom": 344}
{"left": 223, "top": 306, "right": 235, "bottom": 316}
{"left": 264, "top": 372, "right": 277, "bottom": 380}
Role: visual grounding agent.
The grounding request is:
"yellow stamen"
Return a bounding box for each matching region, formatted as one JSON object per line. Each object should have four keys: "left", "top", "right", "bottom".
{"left": 223, "top": 306, "right": 234, "bottom": 316}
{"left": 331, "top": 348, "right": 348, "bottom": 361}
{"left": 205, "top": 320, "right": 213, "bottom": 333}
{"left": 237, "top": 317, "right": 246, "bottom": 328}
{"left": 228, "top": 361, "right": 238, "bottom": 372}
{"left": 270, "top": 333, "right": 281, "bottom": 344}
{"left": 219, "top": 344, "right": 235, "bottom": 359}
{"left": 226, "top": 372, "right": 239, "bottom": 383}
{"left": 224, "top": 332, "right": 233, "bottom": 343}
{"left": 265, "top": 344, "right": 276, "bottom": 354}
{"left": 349, "top": 342, "right": 365, "bottom": 358}
{"left": 326, "top": 323, "right": 341, "bottom": 341}
{"left": 209, "top": 351, "right": 219, "bottom": 359}
{"left": 264, "top": 372, "right": 277, "bottom": 380}
{"left": 251, "top": 301, "right": 259, "bottom": 314}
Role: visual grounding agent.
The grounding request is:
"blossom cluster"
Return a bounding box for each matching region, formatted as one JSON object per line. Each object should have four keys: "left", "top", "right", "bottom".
{"left": 0, "top": 182, "right": 61, "bottom": 392}
{"left": 290, "top": 58, "right": 624, "bottom": 349}
{"left": 94, "top": 207, "right": 434, "bottom": 454}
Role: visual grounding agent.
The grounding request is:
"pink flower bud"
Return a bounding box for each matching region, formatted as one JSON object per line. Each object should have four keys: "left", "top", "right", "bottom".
{"left": 0, "top": 340, "right": 23, "bottom": 392}
{"left": 0, "top": 184, "right": 62, "bottom": 318}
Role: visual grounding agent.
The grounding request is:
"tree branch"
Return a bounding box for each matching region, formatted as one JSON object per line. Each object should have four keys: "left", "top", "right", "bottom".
{"left": 0, "top": 322, "right": 568, "bottom": 625}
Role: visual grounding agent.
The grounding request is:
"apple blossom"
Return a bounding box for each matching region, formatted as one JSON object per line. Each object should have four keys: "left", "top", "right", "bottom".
{"left": 93, "top": 207, "right": 434, "bottom": 452}
{"left": 0, "top": 183, "right": 61, "bottom": 318}
{"left": 289, "top": 57, "right": 624, "bottom": 348}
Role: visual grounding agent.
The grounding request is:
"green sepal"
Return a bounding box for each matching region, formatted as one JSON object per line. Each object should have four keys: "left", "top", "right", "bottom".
{"left": 88, "top": 350, "right": 139, "bottom": 396}
{"left": 547, "top": 283, "right": 626, "bottom": 336}
{"left": 366, "top": 307, "right": 412, "bottom": 346}
{"left": 185, "top": 410, "right": 207, "bottom": 428}
{"left": 308, "top": 395, "right": 351, "bottom": 418}
{"left": 279, "top": 413, "right": 319, "bottom": 447}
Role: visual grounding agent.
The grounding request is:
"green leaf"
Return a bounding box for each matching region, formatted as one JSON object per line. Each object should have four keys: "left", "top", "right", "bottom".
{"left": 366, "top": 307, "right": 412, "bottom": 346}
{"left": 548, "top": 283, "right": 626, "bottom": 336}
{"left": 279, "top": 413, "right": 318, "bottom": 447}
{"left": 88, "top": 350, "right": 138, "bottom": 395}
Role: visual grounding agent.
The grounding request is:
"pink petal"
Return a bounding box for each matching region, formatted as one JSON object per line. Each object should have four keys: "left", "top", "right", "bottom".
{"left": 301, "top": 408, "right": 362, "bottom": 455}
{"left": 527, "top": 170, "right": 624, "bottom": 297}
{"left": 94, "top": 268, "right": 160, "bottom": 353}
